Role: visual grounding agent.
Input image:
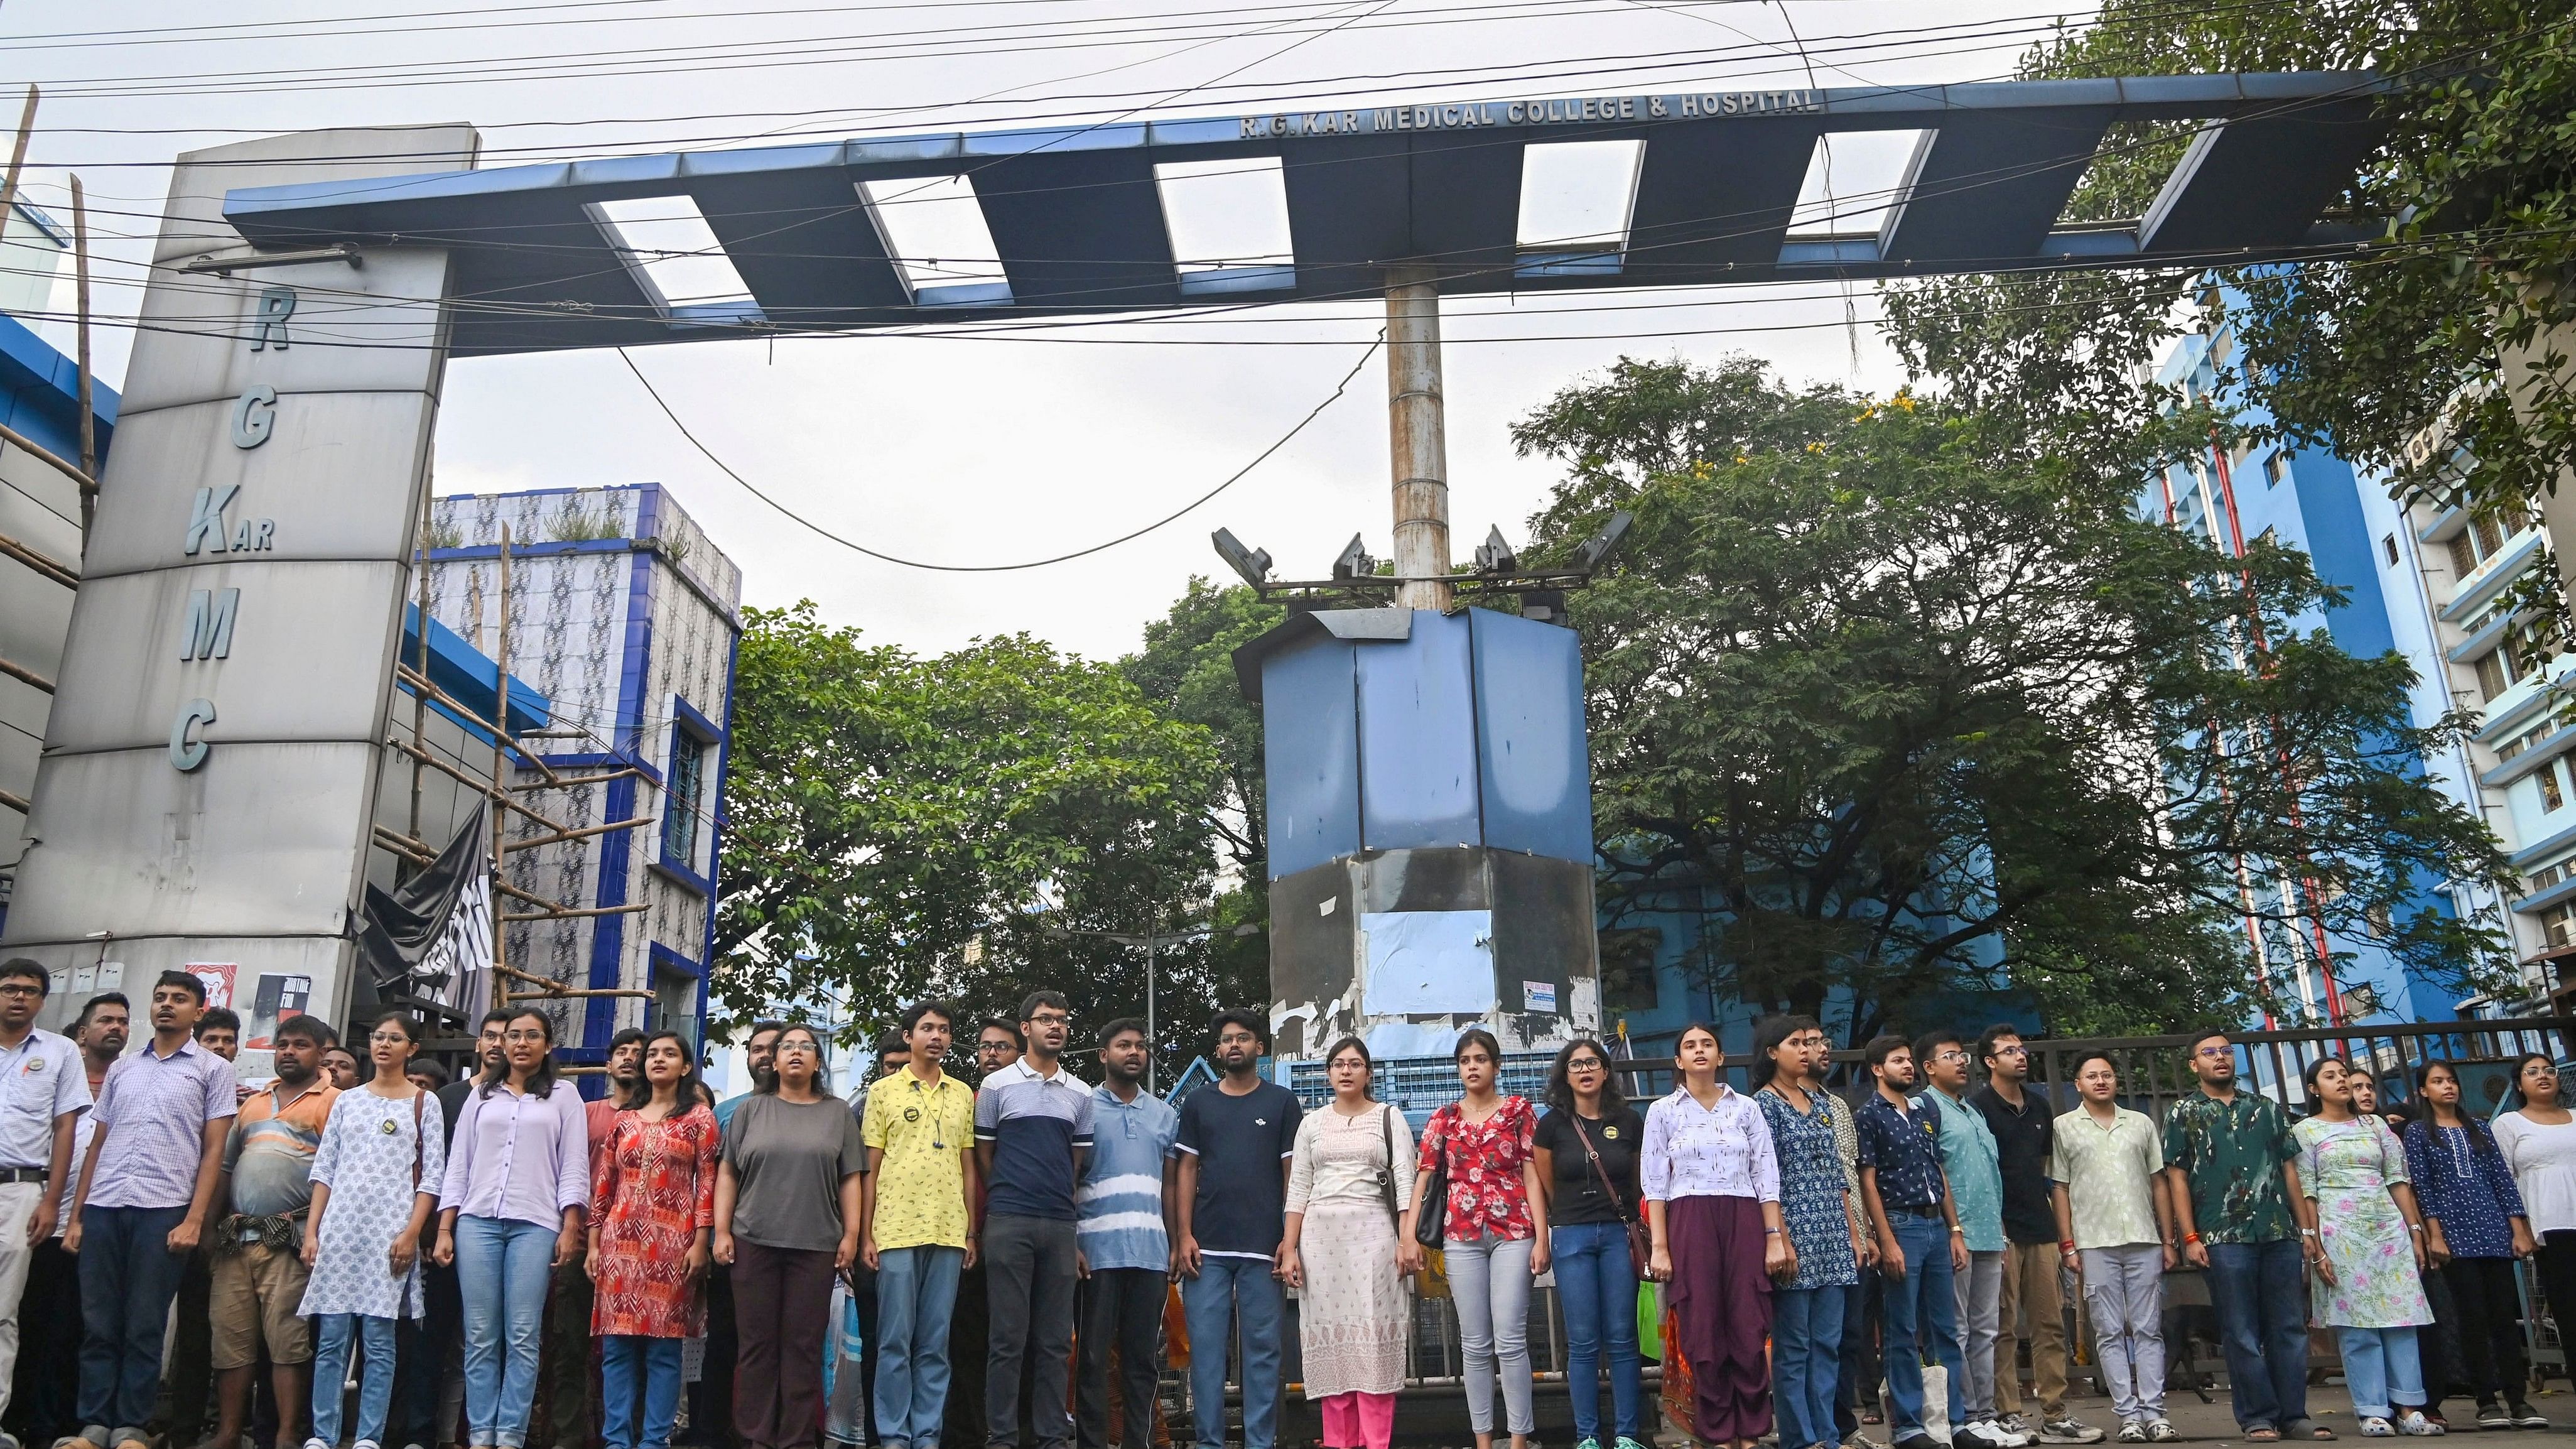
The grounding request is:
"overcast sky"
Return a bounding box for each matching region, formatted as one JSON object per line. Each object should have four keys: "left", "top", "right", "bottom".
{"left": 6, "top": 0, "right": 2091, "bottom": 660}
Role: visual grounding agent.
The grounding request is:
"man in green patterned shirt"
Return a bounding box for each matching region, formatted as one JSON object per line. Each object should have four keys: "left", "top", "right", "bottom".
{"left": 2160, "top": 1033, "right": 2313, "bottom": 1442}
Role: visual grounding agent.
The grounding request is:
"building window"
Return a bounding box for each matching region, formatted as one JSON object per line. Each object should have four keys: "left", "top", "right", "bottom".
{"left": 2448, "top": 505, "right": 2535, "bottom": 579}
{"left": 2541, "top": 761, "right": 2566, "bottom": 813}
{"left": 663, "top": 729, "right": 705, "bottom": 869}
{"left": 2383, "top": 534, "right": 2400, "bottom": 566}
{"left": 2265, "top": 452, "right": 2291, "bottom": 487}
{"left": 2545, "top": 901, "right": 2576, "bottom": 951}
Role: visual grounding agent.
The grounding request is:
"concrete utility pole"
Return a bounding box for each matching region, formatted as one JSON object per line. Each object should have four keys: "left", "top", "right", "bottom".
{"left": 1385, "top": 264, "right": 1451, "bottom": 611}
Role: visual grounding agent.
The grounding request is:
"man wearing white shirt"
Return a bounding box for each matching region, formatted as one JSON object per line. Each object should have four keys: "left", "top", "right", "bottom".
{"left": 0, "top": 961, "right": 91, "bottom": 1449}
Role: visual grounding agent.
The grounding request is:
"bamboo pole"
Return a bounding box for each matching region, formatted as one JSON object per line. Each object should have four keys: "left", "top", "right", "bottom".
{"left": 0, "top": 784, "right": 27, "bottom": 816}
{"left": 0, "top": 423, "right": 94, "bottom": 495}
{"left": 409, "top": 516, "right": 431, "bottom": 853}
{"left": 500, "top": 903, "right": 648, "bottom": 922}
{"left": 394, "top": 663, "right": 568, "bottom": 791}
{"left": 0, "top": 654, "right": 53, "bottom": 694}
{"left": 507, "top": 817, "right": 641, "bottom": 852}
{"left": 70, "top": 176, "right": 94, "bottom": 516}
{"left": 0, "top": 526, "right": 76, "bottom": 588}
{"left": 509, "top": 768, "right": 642, "bottom": 792}
{"left": 381, "top": 735, "right": 583, "bottom": 837}
{"left": 0, "top": 88, "right": 35, "bottom": 231}
{"left": 372, "top": 825, "right": 606, "bottom": 918}
{"left": 491, "top": 523, "right": 512, "bottom": 1006}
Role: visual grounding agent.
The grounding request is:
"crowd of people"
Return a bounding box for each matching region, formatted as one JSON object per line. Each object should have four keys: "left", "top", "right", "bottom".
{"left": 0, "top": 958, "right": 2572, "bottom": 1449}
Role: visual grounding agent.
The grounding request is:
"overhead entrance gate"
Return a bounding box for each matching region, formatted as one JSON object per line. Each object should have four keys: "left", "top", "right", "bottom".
{"left": 0, "top": 74, "right": 2393, "bottom": 1039}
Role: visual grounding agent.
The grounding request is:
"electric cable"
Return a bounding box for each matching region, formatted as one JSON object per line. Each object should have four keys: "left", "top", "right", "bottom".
{"left": 611, "top": 330, "right": 1382, "bottom": 570}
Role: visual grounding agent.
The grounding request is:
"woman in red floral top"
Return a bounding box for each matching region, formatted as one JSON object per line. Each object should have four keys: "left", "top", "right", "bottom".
{"left": 590, "top": 1031, "right": 721, "bottom": 1449}
{"left": 1404, "top": 1029, "right": 1551, "bottom": 1449}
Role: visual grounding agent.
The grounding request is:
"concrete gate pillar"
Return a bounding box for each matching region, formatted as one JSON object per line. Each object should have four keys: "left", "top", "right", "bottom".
{"left": 0, "top": 127, "right": 477, "bottom": 1050}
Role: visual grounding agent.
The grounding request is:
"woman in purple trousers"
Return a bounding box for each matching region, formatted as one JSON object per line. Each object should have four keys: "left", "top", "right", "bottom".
{"left": 1643, "top": 1023, "right": 1792, "bottom": 1449}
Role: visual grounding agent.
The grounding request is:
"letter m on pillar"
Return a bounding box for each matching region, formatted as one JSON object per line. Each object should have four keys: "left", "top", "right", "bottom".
{"left": 181, "top": 589, "right": 241, "bottom": 661}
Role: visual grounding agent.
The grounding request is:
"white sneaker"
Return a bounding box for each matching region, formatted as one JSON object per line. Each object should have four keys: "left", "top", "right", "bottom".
{"left": 355, "top": 1439, "right": 383, "bottom": 1449}
{"left": 304, "top": 1438, "right": 330, "bottom": 1449}
{"left": 1990, "top": 1421, "right": 2035, "bottom": 1448}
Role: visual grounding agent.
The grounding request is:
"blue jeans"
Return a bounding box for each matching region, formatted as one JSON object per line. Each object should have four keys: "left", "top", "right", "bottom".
{"left": 1181, "top": 1257, "right": 1284, "bottom": 1449}
{"left": 2206, "top": 1238, "right": 2310, "bottom": 1431}
{"left": 315, "top": 1315, "right": 399, "bottom": 1446}
{"left": 602, "top": 1336, "right": 684, "bottom": 1449}
{"left": 1880, "top": 1212, "right": 1966, "bottom": 1438}
{"left": 1551, "top": 1222, "right": 1642, "bottom": 1440}
{"left": 2338, "top": 1327, "right": 2425, "bottom": 1419}
{"left": 455, "top": 1214, "right": 559, "bottom": 1448}
{"left": 874, "top": 1245, "right": 965, "bottom": 1446}
{"left": 1775, "top": 1286, "right": 1846, "bottom": 1449}
{"left": 75, "top": 1203, "right": 191, "bottom": 1432}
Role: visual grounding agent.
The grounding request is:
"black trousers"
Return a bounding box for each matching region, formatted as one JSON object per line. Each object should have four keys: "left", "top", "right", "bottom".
{"left": 2435, "top": 1256, "right": 2529, "bottom": 1406}
{"left": 6, "top": 1237, "right": 82, "bottom": 1447}
{"left": 690, "top": 1264, "right": 742, "bottom": 1448}
{"left": 1074, "top": 1269, "right": 1164, "bottom": 1449}
{"left": 1835, "top": 1273, "right": 1884, "bottom": 1434}
{"left": 983, "top": 1216, "right": 1077, "bottom": 1449}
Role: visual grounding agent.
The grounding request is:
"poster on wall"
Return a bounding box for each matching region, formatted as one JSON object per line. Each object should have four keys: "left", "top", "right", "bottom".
{"left": 184, "top": 963, "right": 238, "bottom": 1011}
{"left": 246, "top": 975, "right": 314, "bottom": 1050}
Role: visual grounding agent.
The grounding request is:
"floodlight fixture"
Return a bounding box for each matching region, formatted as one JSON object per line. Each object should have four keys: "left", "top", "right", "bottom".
{"left": 1331, "top": 533, "right": 1375, "bottom": 580}
{"left": 1211, "top": 528, "right": 1273, "bottom": 589}
{"left": 1574, "top": 511, "right": 1634, "bottom": 572}
{"left": 1473, "top": 526, "right": 1518, "bottom": 573}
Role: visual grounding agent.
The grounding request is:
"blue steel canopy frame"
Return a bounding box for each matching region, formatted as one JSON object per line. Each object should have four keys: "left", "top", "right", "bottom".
{"left": 217, "top": 72, "right": 2386, "bottom": 357}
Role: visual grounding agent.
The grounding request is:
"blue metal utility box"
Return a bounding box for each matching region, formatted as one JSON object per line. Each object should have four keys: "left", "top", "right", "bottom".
{"left": 1235, "top": 607, "right": 1601, "bottom": 1060}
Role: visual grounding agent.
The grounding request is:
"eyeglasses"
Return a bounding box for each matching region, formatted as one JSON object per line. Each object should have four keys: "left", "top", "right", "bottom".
{"left": 1029, "top": 1012, "right": 1070, "bottom": 1028}
{"left": 502, "top": 1030, "right": 548, "bottom": 1044}
{"left": 1935, "top": 1050, "right": 1969, "bottom": 1063}
{"left": 1991, "top": 1045, "right": 2027, "bottom": 1057}
{"left": 1567, "top": 1058, "right": 1605, "bottom": 1072}
{"left": 368, "top": 1031, "right": 411, "bottom": 1045}
{"left": 2195, "top": 1046, "right": 2233, "bottom": 1060}
{"left": 0, "top": 984, "right": 44, "bottom": 999}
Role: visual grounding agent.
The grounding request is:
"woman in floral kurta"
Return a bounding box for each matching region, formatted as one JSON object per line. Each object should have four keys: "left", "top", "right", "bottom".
{"left": 590, "top": 1032, "right": 722, "bottom": 1449}
{"left": 1405, "top": 1029, "right": 1547, "bottom": 1449}
{"left": 2293, "top": 1056, "right": 2438, "bottom": 1436}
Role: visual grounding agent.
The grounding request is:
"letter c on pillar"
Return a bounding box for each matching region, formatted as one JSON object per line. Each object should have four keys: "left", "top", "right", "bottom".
{"left": 232, "top": 385, "right": 277, "bottom": 448}
{"left": 170, "top": 698, "right": 217, "bottom": 773}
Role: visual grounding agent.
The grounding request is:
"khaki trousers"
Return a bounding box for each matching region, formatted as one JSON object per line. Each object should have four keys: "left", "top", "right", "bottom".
{"left": 1995, "top": 1240, "right": 2070, "bottom": 1418}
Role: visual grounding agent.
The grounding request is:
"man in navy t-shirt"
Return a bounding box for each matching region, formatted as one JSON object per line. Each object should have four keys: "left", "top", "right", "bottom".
{"left": 1171, "top": 1011, "right": 1301, "bottom": 1449}
{"left": 975, "top": 992, "right": 1093, "bottom": 1449}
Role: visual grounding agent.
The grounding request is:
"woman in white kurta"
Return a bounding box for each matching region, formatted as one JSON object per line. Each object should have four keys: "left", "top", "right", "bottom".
{"left": 1278, "top": 1038, "right": 1419, "bottom": 1449}
{"left": 301, "top": 1012, "right": 449, "bottom": 1449}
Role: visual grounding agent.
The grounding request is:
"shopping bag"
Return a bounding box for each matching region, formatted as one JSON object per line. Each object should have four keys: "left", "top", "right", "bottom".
{"left": 1635, "top": 1281, "right": 1662, "bottom": 1362}
{"left": 825, "top": 1285, "right": 868, "bottom": 1446}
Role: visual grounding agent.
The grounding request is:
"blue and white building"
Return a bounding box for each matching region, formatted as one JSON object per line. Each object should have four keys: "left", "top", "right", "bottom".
{"left": 416, "top": 483, "right": 742, "bottom": 1064}
{"left": 2143, "top": 282, "right": 2543, "bottom": 1025}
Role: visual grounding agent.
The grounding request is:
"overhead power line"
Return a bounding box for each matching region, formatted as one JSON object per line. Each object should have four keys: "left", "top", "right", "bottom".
{"left": 615, "top": 334, "right": 1381, "bottom": 570}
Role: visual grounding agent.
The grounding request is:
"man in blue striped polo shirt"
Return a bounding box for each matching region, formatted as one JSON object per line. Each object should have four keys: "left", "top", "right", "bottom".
{"left": 1074, "top": 1019, "right": 1177, "bottom": 1449}
{"left": 975, "top": 992, "right": 1094, "bottom": 1449}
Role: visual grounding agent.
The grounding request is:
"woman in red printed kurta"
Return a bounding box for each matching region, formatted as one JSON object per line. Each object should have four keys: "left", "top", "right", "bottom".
{"left": 590, "top": 1031, "right": 721, "bottom": 1449}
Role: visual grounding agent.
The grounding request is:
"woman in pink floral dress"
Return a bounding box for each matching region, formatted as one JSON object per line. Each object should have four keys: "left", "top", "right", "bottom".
{"left": 590, "top": 1031, "right": 721, "bottom": 1449}
{"left": 1403, "top": 1029, "right": 1550, "bottom": 1449}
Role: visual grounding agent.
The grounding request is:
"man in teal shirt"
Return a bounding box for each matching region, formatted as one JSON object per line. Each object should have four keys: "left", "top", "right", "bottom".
{"left": 1917, "top": 1031, "right": 2021, "bottom": 1449}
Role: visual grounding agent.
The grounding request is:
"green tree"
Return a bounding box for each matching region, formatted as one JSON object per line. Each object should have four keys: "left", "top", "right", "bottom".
{"left": 1881, "top": 0, "right": 2576, "bottom": 631}
{"left": 713, "top": 602, "right": 1222, "bottom": 1043}
{"left": 1517, "top": 356, "right": 2515, "bottom": 1036}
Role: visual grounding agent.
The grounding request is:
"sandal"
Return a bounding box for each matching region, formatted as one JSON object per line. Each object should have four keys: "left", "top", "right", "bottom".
{"left": 2250, "top": 1433, "right": 2281, "bottom": 1443}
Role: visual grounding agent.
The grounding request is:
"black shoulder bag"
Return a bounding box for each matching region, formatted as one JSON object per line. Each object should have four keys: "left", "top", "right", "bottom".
{"left": 1570, "top": 1114, "right": 1653, "bottom": 1277}
{"left": 1411, "top": 1111, "right": 1449, "bottom": 1248}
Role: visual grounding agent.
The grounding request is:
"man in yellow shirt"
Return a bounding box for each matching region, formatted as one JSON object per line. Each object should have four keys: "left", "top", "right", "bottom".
{"left": 862, "top": 1001, "right": 981, "bottom": 1449}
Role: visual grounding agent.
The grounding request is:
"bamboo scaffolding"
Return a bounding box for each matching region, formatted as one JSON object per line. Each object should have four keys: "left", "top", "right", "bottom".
{"left": 371, "top": 824, "right": 599, "bottom": 917}
{"left": 71, "top": 175, "right": 95, "bottom": 509}
{"left": 0, "top": 424, "right": 94, "bottom": 496}
{"left": 496, "top": 963, "right": 652, "bottom": 1001}
{"left": 0, "top": 528, "right": 75, "bottom": 589}
{"left": 492, "top": 524, "right": 513, "bottom": 1005}
{"left": 0, "top": 785, "right": 27, "bottom": 815}
{"left": 382, "top": 735, "right": 582, "bottom": 837}
{"left": 500, "top": 903, "right": 646, "bottom": 922}
{"left": 507, "top": 817, "right": 638, "bottom": 852}
{"left": 392, "top": 663, "right": 570, "bottom": 791}
{"left": 509, "top": 768, "right": 641, "bottom": 792}
{"left": 0, "top": 654, "right": 53, "bottom": 694}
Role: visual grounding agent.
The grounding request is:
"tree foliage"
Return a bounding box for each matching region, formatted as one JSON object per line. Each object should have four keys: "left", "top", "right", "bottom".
{"left": 1517, "top": 356, "right": 2515, "bottom": 1036}
{"left": 712, "top": 602, "right": 1221, "bottom": 1043}
{"left": 1883, "top": 0, "right": 2576, "bottom": 632}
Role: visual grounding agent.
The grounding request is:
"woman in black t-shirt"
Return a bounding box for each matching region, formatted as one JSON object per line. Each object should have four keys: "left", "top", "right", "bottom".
{"left": 1532, "top": 1039, "right": 1649, "bottom": 1449}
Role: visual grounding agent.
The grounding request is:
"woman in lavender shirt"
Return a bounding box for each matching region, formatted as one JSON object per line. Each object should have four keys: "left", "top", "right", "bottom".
{"left": 432, "top": 1009, "right": 590, "bottom": 1449}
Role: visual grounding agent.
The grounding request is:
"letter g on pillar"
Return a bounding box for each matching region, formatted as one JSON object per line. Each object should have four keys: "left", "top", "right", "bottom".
{"left": 170, "top": 698, "right": 217, "bottom": 773}
{"left": 232, "top": 385, "right": 277, "bottom": 448}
